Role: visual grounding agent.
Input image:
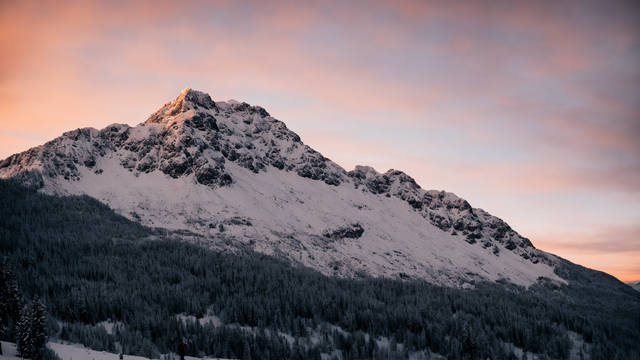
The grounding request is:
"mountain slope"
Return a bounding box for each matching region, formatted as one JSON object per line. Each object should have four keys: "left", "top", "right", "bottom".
{"left": 1, "top": 177, "right": 639, "bottom": 360}
{"left": 0, "top": 88, "right": 562, "bottom": 287}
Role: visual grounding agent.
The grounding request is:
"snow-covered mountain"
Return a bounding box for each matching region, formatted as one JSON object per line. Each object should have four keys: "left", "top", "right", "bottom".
{"left": 0, "top": 88, "right": 563, "bottom": 287}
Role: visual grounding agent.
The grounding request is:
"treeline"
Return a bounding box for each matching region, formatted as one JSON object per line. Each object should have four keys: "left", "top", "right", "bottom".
{"left": 1, "top": 178, "right": 639, "bottom": 360}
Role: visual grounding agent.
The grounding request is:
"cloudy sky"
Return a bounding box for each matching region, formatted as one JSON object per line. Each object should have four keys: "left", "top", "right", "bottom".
{"left": 1, "top": 1, "right": 639, "bottom": 282}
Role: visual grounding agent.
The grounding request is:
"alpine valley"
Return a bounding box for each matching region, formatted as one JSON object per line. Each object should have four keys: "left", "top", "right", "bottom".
{"left": 1, "top": 89, "right": 639, "bottom": 360}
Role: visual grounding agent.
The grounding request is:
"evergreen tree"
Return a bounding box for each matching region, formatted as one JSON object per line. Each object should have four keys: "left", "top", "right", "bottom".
{"left": 0, "top": 258, "right": 6, "bottom": 324}
{"left": 389, "top": 335, "right": 397, "bottom": 352}
{"left": 31, "top": 295, "right": 49, "bottom": 353}
{"left": 0, "top": 273, "right": 5, "bottom": 355}
{"left": 242, "top": 337, "right": 251, "bottom": 360}
{"left": 16, "top": 304, "right": 35, "bottom": 359}
{"left": 0, "top": 258, "right": 12, "bottom": 355}
{"left": 460, "top": 326, "right": 476, "bottom": 358}
{"left": 290, "top": 338, "right": 303, "bottom": 360}
{"left": 2, "top": 258, "right": 23, "bottom": 327}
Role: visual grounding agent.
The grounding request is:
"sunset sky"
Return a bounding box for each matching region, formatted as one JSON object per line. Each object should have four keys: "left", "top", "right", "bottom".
{"left": 1, "top": 1, "right": 639, "bottom": 283}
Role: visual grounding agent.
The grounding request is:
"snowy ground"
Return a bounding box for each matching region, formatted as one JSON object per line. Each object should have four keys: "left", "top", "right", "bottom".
{"left": 0, "top": 341, "right": 235, "bottom": 360}
{"left": 0, "top": 332, "right": 590, "bottom": 360}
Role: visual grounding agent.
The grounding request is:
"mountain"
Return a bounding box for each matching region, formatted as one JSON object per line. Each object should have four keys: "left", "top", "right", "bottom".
{"left": 629, "top": 282, "right": 640, "bottom": 292}
{"left": 0, "top": 88, "right": 562, "bottom": 287}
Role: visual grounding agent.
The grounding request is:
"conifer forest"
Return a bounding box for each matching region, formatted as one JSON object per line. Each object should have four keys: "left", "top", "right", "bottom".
{"left": 1, "top": 179, "right": 639, "bottom": 360}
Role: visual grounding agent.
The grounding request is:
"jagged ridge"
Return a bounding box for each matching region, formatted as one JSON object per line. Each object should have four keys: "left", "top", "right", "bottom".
{"left": 0, "top": 88, "right": 560, "bottom": 286}
{"left": 348, "top": 166, "right": 543, "bottom": 265}
{"left": 0, "top": 88, "right": 346, "bottom": 189}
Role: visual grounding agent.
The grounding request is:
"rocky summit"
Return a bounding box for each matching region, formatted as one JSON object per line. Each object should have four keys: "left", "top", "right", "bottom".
{"left": 0, "top": 88, "right": 563, "bottom": 287}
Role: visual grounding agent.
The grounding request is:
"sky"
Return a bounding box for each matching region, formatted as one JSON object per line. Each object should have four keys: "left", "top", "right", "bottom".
{"left": 1, "top": 0, "right": 639, "bottom": 283}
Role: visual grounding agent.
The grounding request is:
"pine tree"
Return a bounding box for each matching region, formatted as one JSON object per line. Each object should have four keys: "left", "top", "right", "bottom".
{"left": 0, "top": 324, "right": 4, "bottom": 355}
{"left": 16, "top": 304, "right": 35, "bottom": 359}
{"left": 0, "top": 258, "right": 6, "bottom": 322}
{"left": 31, "top": 295, "right": 49, "bottom": 353}
{"left": 2, "top": 258, "right": 23, "bottom": 327}
{"left": 0, "top": 273, "right": 5, "bottom": 356}
{"left": 242, "top": 337, "right": 252, "bottom": 360}
{"left": 290, "top": 338, "right": 303, "bottom": 360}
{"left": 460, "top": 326, "right": 476, "bottom": 358}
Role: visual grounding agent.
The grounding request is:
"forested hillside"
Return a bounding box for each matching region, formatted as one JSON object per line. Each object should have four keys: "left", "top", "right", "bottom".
{"left": 1, "top": 179, "right": 639, "bottom": 360}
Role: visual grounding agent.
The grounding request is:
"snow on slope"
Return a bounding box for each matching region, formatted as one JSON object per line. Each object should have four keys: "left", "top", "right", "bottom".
{"left": 0, "top": 341, "right": 233, "bottom": 360}
{"left": 0, "top": 88, "right": 564, "bottom": 287}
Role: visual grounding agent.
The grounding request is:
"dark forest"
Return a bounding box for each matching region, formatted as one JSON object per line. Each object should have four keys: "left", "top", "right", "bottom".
{"left": 1, "top": 179, "right": 639, "bottom": 360}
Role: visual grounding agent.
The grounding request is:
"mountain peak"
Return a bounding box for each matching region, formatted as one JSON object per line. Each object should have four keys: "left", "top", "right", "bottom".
{"left": 145, "top": 88, "right": 218, "bottom": 125}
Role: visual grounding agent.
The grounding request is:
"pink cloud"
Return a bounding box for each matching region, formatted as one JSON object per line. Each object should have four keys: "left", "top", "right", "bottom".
{"left": 1, "top": 1, "right": 637, "bottom": 183}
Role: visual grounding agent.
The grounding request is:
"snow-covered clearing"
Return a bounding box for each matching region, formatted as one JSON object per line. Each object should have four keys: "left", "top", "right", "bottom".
{"left": 0, "top": 341, "right": 235, "bottom": 360}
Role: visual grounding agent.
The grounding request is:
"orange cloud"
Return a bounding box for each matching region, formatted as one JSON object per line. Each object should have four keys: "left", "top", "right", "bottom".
{"left": 1, "top": 1, "right": 637, "bottom": 191}
{"left": 530, "top": 224, "right": 640, "bottom": 283}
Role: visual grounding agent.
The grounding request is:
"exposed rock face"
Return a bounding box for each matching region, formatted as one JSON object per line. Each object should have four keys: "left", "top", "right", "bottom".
{"left": 348, "top": 166, "right": 544, "bottom": 265}
{"left": 0, "top": 88, "right": 562, "bottom": 287}
{"left": 0, "top": 88, "right": 347, "bottom": 190}
{"left": 323, "top": 223, "right": 365, "bottom": 240}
